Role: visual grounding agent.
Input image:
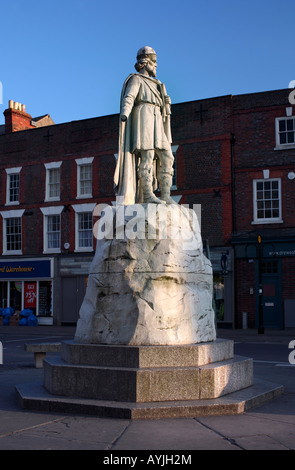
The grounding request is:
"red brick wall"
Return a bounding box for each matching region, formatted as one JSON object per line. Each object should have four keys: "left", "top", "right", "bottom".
{"left": 0, "top": 113, "right": 119, "bottom": 256}
{"left": 171, "top": 95, "right": 233, "bottom": 246}
{"left": 4, "top": 108, "right": 34, "bottom": 133}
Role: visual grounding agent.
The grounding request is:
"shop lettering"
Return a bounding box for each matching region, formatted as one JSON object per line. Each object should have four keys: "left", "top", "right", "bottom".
{"left": 0, "top": 266, "right": 34, "bottom": 273}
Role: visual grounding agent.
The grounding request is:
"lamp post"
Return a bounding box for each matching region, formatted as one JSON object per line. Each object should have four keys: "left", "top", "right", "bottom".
{"left": 257, "top": 234, "right": 264, "bottom": 334}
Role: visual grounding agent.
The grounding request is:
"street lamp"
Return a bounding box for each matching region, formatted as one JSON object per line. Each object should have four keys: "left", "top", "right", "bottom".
{"left": 257, "top": 234, "right": 264, "bottom": 334}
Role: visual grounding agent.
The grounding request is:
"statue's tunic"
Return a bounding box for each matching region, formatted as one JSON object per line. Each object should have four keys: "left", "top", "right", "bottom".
{"left": 114, "top": 74, "right": 172, "bottom": 205}
{"left": 121, "top": 74, "right": 171, "bottom": 151}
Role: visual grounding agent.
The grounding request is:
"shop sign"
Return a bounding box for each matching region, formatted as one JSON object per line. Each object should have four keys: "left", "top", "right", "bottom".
{"left": 235, "top": 241, "right": 295, "bottom": 259}
{"left": 0, "top": 259, "right": 51, "bottom": 279}
{"left": 24, "top": 283, "right": 37, "bottom": 308}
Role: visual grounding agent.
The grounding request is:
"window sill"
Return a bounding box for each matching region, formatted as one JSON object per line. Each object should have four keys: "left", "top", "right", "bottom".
{"left": 3, "top": 250, "right": 22, "bottom": 256}
{"left": 5, "top": 202, "right": 20, "bottom": 206}
{"left": 76, "top": 195, "right": 93, "bottom": 200}
{"left": 274, "top": 144, "right": 295, "bottom": 150}
{"left": 43, "top": 249, "right": 61, "bottom": 254}
{"left": 252, "top": 219, "right": 283, "bottom": 225}
{"left": 44, "top": 197, "right": 61, "bottom": 203}
{"left": 74, "top": 247, "right": 93, "bottom": 253}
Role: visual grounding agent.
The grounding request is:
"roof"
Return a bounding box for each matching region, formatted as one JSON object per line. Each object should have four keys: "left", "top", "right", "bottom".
{"left": 31, "top": 114, "right": 55, "bottom": 127}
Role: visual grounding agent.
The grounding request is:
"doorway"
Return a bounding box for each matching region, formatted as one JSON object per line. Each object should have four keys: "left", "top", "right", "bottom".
{"left": 61, "top": 276, "right": 87, "bottom": 324}
{"left": 256, "top": 260, "right": 283, "bottom": 329}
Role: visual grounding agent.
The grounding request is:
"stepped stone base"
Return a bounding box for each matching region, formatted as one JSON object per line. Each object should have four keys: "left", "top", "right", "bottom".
{"left": 15, "top": 378, "right": 284, "bottom": 419}
{"left": 15, "top": 338, "right": 284, "bottom": 418}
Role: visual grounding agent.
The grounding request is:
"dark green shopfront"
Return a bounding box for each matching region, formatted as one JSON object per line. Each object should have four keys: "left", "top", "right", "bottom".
{"left": 232, "top": 231, "right": 295, "bottom": 330}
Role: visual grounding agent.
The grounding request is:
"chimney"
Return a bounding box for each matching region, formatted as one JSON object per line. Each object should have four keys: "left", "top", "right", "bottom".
{"left": 4, "top": 100, "right": 34, "bottom": 133}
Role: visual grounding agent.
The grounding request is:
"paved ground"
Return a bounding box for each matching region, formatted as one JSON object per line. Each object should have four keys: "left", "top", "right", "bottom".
{"left": 0, "top": 325, "right": 295, "bottom": 453}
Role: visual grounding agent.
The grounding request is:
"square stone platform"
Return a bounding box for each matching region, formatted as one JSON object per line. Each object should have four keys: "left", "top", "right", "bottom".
{"left": 16, "top": 338, "right": 284, "bottom": 419}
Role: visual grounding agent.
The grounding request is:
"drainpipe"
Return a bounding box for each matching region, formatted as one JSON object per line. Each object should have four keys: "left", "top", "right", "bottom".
{"left": 230, "top": 132, "right": 236, "bottom": 233}
{"left": 230, "top": 132, "right": 237, "bottom": 328}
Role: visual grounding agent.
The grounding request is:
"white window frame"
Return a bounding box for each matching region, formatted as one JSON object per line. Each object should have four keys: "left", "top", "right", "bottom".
{"left": 40, "top": 206, "right": 63, "bottom": 253}
{"left": 44, "top": 162, "right": 62, "bottom": 201}
{"left": 72, "top": 203, "right": 96, "bottom": 252}
{"left": 275, "top": 117, "right": 295, "bottom": 150}
{"left": 252, "top": 178, "right": 282, "bottom": 224}
{"left": 0, "top": 209, "right": 25, "bottom": 255}
{"left": 75, "top": 157, "right": 94, "bottom": 199}
{"left": 5, "top": 167, "right": 22, "bottom": 206}
{"left": 171, "top": 145, "right": 179, "bottom": 189}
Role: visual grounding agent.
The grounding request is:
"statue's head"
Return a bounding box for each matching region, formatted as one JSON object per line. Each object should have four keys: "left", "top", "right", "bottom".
{"left": 135, "top": 46, "right": 157, "bottom": 77}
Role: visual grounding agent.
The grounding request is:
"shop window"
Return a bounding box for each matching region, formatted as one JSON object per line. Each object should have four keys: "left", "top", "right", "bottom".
{"left": 0, "top": 281, "right": 8, "bottom": 308}
{"left": 38, "top": 281, "right": 52, "bottom": 317}
{"left": 0, "top": 279, "right": 52, "bottom": 320}
{"left": 9, "top": 281, "right": 22, "bottom": 314}
{"left": 24, "top": 282, "right": 37, "bottom": 314}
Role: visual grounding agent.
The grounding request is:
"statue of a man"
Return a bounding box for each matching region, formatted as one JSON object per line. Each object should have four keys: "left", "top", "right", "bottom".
{"left": 114, "top": 46, "right": 175, "bottom": 205}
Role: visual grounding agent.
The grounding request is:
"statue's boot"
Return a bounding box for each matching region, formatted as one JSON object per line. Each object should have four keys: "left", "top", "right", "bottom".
{"left": 159, "top": 171, "right": 176, "bottom": 204}
{"left": 140, "top": 171, "right": 164, "bottom": 204}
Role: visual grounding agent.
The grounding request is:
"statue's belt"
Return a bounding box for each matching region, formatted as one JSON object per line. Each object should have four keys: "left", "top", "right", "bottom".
{"left": 134, "top": 101, "right": 161, "bottom": 108}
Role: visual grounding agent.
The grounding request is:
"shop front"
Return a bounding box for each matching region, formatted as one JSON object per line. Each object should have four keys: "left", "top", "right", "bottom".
{"left": 0, "top": 258, "right": 54, "bottom": 325}
{"left": 232, "top": 232, "right": 295, "bottom": 329}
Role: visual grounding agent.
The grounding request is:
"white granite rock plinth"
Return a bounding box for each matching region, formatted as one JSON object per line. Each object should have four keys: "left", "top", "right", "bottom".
{"left": 74, "top": 203, "right": 216, "bottom": 345}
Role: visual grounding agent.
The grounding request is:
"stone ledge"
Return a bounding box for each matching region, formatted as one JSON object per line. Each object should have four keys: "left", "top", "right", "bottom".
{"left": 199, "top": 355, "right": 253, "bottom": 399}
{"left": 15, "top": 379, "right": 284, "bottom": 419}
{"left": 43, "top": 353, "right": 253, "bottom": 403}
{"left": 62, "top": 338, "right": 234, "bottom": 368}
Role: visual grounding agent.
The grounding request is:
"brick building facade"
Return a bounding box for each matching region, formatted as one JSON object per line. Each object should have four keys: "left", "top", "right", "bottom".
{"left": 0, "top": 88, "right": 294, "bottom": 329}
{"left": 232, "top": 89, "right": 295, "bottom": 329}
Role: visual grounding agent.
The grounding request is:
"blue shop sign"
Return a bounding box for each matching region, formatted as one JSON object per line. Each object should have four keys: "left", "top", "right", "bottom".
{"left": 0, "top": 260, "right": 52, "bottom": 279}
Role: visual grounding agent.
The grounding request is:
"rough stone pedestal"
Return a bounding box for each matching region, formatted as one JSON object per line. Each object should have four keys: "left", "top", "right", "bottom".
{"left": 74, "top": 204, "right": 216, "bottom": 346}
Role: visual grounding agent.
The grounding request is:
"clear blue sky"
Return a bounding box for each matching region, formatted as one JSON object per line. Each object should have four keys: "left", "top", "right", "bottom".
{"left": 0, "top": 0, "right": 294, "bottom": 125}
